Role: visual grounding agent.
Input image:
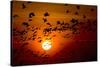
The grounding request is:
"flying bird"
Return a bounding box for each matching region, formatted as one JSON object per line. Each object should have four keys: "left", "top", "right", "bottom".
{"left": 13, "top": 14, "right": 19, "bottom": 18}
{"left": 52, "top": 35, "right": 56, "bottom": 37}
{"left": 27, "top": 1, "right": 32, "bottom": 3}
{"left": 91, "top": 8, "right": 94, "bottom": 12}
{"left": 52, "top": 27, "right": 57, "bottom": 31}
{"left": 76, "top": 5, "right": 80, "bottom": 10}
{"left": 70, "top": 18, "right": 78, "bottom": 24}
{"left": 22, "top": 3, "right": 26, "bottom": 9}
{"left": 44, "top": 12, "right": 49, "bottom": 17}
{"left": 64, "top": 4, "right": 68, "bottom": 6}
{"left": 38, "top": 37, "right": 41, "bottom": 39}
{"left": 28, "top": 19, "right": 32, "bottom": 21}
{"left": 75, "top": 11, "right": 79, "bottom": 15}
{"left": 32, "top": 38, "right": 35, "bottom": 40}
{"left": 57, "top": 21, "right": 61, "bottom": 25}
{"left": 61, "top": 21, "right": 64, "bottom": 25}
{"left": 33, "top": 31, "right": 37, "bottom": 34}
{"left": 29, "top": 12, "right": 35, "bottom": 18}
{"left": 66, "top": 10, "right": 69, "bottom": 13}
{"left": 43, "top": 18, "right": 47, "bottom": 22}
{"left": 83, "top": 15, "right": 86, "bottom": 19}
{"left": 38, "top": 40, "right": 42, "bottom": 43}
{"left": 22, "top": 22, "right": 29, "bottom": 27}
{"left": 70, "top": 18, "right": 79, "bottom": 31}
{"left": 46, "top": 22, "right": 52, "bottom": 26}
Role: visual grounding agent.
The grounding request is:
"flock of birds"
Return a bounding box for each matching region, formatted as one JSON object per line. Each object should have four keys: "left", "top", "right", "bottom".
{"left": 13, "top": 11, "right": 96, "bottom": 42}
{"left": 12, "top": 1, "right": 97, "bottom": 65}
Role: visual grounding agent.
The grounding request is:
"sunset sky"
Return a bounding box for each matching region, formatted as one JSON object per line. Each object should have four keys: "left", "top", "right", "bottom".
{"left": 11, "top": 1, "right": 97, "bottom": 66}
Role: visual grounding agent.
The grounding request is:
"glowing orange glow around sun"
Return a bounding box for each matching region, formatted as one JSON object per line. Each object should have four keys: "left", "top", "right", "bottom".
{"left": 42, "top": 40, "right": 52, "bottom": 50}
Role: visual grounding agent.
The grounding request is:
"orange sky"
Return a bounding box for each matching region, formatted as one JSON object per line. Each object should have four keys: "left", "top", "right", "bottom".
{"left": 11, "top": 1, "right": 97, "bottom": 65}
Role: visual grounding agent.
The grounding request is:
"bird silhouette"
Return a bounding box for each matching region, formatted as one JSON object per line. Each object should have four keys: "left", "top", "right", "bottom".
{"left": 13, "top": 14, "right": 19, "bottom": 18}
{"left": 38, "top": 40, "right": 42, "bottom": 43}
{"left": 27, "top": 1, "right": 32, "bottom": 3}
{"left": 28, "top": 19, "right": 32, "bottom": 21}
{"left": 46, "top": 22, "right": 52, "bottom": 26}
{"left": 52, "top": 35, "right": 56, "bottom": 37}
{"left": 52, "top": 27, "right": 57, "bottom": 31}
{"left": 29, "top": 12, "right": 35, "bottom": 18}
{"left": 64, "top": 4, "right": 68, "bottom": 6}
{"left": 22, "top": 22, "right": 29, "bottom": 27}
{"left": 91, "top": 8, "right": 94, "bottom": 12}
{"left": 63, "top": 34, "right": 71, "bottom": 38}
{"left": 61, "top": 21, "right": 64, "bottom": 25}
{"left": 19, "top": 30, "right": 27, "bottom": 35}
{"left": 44, "top": 12, "right": 49, "bottom": 17}
{"left": 33, "top": 31, "right": 37, "bottom": 34}
{"left": 32, "top": 38, "right": 35, "bottom": 40}
{"left": 83, "top": 15, "right": 86, "bottom": 19}
{"left": 75, "top": 11, "right": 79, "bottom": 15}
{"left": 43, "top": 18, "right": 47, "bottom": 22}
{"left": 22, "top": 3, "right": 26, "bottom": 9}
{"left": 38, "top": 37, "right": 41, "bottom": 39}
{"left": 66, "top": 10, "right": 69, "bottom": 13}
{"left": 70, "top": 18, "right": 78, "bottom": 25}
{"left": 57, "top": 21, "right": 61, "bottom": 25}
{"left": 76, "top": 5, "right": 80, "bottom": 10}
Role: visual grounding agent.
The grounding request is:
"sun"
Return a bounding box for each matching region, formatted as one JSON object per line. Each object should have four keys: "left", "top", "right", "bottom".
{"left": 42, "top": 40, "right": 52, "bottom": 50}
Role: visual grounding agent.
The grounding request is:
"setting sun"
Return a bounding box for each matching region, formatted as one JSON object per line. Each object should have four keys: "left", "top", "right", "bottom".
{"left": 42, "top": 40, "right": 52, "bottom": 50}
